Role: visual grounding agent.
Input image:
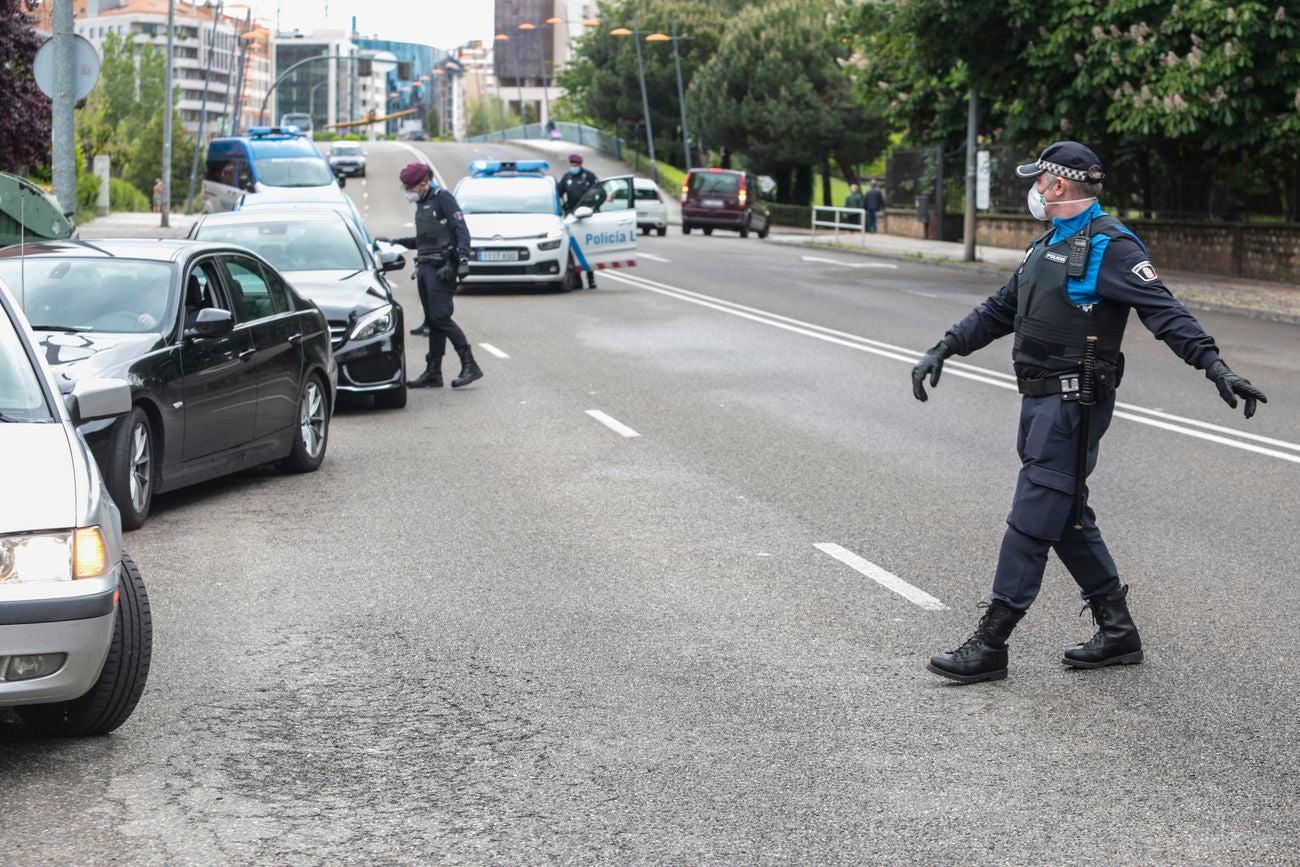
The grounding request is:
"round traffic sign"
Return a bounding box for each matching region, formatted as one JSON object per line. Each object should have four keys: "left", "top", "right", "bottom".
{"left": 33, "top": 35, "right": 102, "bottom": 101}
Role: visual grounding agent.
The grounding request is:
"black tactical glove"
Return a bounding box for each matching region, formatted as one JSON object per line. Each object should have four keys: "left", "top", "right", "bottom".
{"left": 457, "top": 257, "right": 470, "bottom": 279}
{"left": 1206, "top": 359, "right": 1267, "bottom": 419}
{"left": 911, "top": 340, "right": 954, "bottom": 402}
{"left": 435, "top": 262, "right": 455, "bottom": 283}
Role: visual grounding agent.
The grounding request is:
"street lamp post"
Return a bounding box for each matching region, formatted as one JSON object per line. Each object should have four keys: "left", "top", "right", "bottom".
{"left": 519, "top": 21, "right": 549, "bottom": 126}
{"left": 646, "top": 20, "right": 693, "bottom": 172}
{"left": 161, "top": 0, "right": 176, "bottom": 227}
{"left": 309, "top": 79, "right": 327, "bottom": 122}
{"left": 610, "top": 27, "right": 657, "bottom": 185}
{"left": 185, "top": 0, "right": 224, "bottom": 215}
{"left": 493, "top": 34, "right": 512, "bottom": 131}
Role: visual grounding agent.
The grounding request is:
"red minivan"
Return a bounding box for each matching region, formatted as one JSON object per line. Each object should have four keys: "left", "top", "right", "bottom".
{"left": 680, "top": 168, "right": 770, "bottom": 239}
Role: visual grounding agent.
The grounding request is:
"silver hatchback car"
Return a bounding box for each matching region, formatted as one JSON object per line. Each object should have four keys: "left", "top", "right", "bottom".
{"left": 0, "top": 275, "right": 152, "bottom": 736}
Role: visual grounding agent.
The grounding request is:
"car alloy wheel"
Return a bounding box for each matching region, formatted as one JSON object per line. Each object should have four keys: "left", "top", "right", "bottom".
{"left": 299, "top": 380, "right": 326, "bottom": 459}
{"left": 128, "top": 421, "right": 152, "bottom": 515}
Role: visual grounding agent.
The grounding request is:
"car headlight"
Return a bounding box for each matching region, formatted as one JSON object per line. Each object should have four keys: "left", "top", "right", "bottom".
{"left": 538, "top": 231, "right": 564, "bottom": 251}
{"left": 349, "top": 304, "right": 394, "bottom": 340}
{"left": 0, "top": 527, "right": 109, "bottom": 583}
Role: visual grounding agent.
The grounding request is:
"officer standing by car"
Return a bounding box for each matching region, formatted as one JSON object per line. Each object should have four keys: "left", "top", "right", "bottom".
{"left": 380, "top": 162, "right": 483, "bottom": 389}
{"left": 557, "top": 153, "right": 600, "bottom": 289}
{"left": 910, "top": 141, "right": 1267, "bottom": 685}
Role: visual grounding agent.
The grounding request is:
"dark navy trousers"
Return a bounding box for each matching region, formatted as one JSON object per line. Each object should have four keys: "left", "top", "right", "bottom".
{"left": 991, "top": 392, "right": 1123, "bottom": 610}
{"left": 417, "top": 262, "right": 468, "bottom": 358}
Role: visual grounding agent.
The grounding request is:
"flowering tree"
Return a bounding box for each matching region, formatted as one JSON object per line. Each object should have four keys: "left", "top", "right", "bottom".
{"left": 0, "top": 0, "right": 52, "bottom": 174}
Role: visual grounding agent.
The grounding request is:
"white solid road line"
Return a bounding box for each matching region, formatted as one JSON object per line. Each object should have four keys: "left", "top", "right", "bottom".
{"left": 605, "top": 270, "right": 1300, "bottom": 466}
{"left": 814, "top": 543, "right": 947, "bottom": 611}
{"left": 586, "top": 410, "right": 641, "bottom": 438}
{"left": 639, "top": 252, "right": 672, "bottom": 263}
{"left": 394, "top": 141, "right": 447, "bottom": 188}
{"left": 479, "top": 342, "right": 510, "bottom": 359}
{"left": 802, "top": 255, "right": 899, "bottom": 270}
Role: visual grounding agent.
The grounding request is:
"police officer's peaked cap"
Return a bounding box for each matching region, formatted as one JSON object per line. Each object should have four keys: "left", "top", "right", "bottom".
{"left": 1016, "top": 141, "right": 1105, "bottom": 183}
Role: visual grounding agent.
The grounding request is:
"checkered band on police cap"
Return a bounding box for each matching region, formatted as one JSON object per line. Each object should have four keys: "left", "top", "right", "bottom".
{"left": 1015, "top": 141, "right": 1105, "bottom": 183}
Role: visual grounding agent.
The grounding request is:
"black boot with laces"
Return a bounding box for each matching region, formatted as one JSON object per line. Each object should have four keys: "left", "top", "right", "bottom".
{"left": 928, "top": 602, "right": 1027, "bottom": 684}
{"left": 1063, "top": 584, "right": 1143, "bottom": 669}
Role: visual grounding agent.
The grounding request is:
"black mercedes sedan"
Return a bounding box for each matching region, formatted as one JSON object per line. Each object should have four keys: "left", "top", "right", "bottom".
{"left": 0, "top": 240, "right": 337, "bottom": 530}
{"left": 188, "top": 208, "right": 408, "bottom": 408}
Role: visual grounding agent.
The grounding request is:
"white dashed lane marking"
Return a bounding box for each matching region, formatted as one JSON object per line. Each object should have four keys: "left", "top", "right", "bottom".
{"left": 801, "top": 255, "right": 899, "bottom": 270}
{"left": 814, "top": 543, "right": 947, "bottom": 611}
{"left": 586, "top": 410, "right": 641, "bottom": 439}
{"left": 639, "top": 252, "right": 671, "bottom": 263}
{"left": 478, "top": 343, "right": 510, "bottom": 359}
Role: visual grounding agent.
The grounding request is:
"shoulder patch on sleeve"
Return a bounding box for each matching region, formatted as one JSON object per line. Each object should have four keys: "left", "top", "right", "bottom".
{"left": 1131, "top": 260, "right": 1159, "bottom": 282}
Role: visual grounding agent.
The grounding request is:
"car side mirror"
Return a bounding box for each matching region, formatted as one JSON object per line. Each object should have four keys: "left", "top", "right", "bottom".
{"left": 572, "top": 206, "right": 594, "bottom": 220}
{"left": 64, "top": 377, "right": 132, "bottom": 426}
{"left": 185, "top": 307, "right": 234, "bottom": 339}
{"left": 379, "top": 249, "right": 406, "bottom": 272}
{"left": 335, "top": 173, "right": 347, "bottom": 189}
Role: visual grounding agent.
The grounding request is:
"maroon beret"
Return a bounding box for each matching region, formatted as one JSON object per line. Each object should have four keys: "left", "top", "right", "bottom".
{"left": 399, "top": 162, "right": 432, "bottom": 186}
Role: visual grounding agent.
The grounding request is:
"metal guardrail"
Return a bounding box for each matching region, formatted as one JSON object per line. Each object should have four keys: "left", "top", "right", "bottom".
{"left": 811, "top": 206, "right": 868, "bottom": 246}
{"left": 467, "top": 123, "right": 628, "bottom": 161}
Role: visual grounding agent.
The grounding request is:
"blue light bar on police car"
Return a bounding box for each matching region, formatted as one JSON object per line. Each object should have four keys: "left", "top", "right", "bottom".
{"left": 246, "top": 126, "right": 303, "bottom": 138}
{"left": 468, "top": 159, "right": 550, "bottom": 176}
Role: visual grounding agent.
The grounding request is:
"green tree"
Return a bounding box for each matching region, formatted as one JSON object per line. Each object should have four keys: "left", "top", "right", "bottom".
{"left": 558, "top": 0, "right": 730, "bottom": 166}
{"left": 466, "top": 94, "right": 523, "bottom": 137}
{"left": 122, "top": 106, "right": 194, "bottom": 209}
{"left": 688, "top": 0, "right": 887, "bottom": 204}
{"left": 0, "top": 0, "right": 51, "bottom": 173}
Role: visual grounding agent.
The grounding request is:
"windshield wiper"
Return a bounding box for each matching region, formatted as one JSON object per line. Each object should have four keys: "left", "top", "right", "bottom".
{"left": 30, "top": 324, "right": 94, "bottom": 332}
{"left": 0, "top": 412, "right": 30, "bottom": 423}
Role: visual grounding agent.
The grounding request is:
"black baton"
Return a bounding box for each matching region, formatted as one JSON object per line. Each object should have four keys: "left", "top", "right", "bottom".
{"left": 1073, "top": 335, "right": 1099, "bottom": 530}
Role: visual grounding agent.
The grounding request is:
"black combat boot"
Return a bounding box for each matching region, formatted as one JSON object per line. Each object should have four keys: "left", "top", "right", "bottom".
{"left": 928, "top": 602, "right": 1027, "bottom": 684}
{"left": 451, "top": 345, "right": 483, "bottom": 388}
{"left": 409, "top": 323, "right": 431, "bottom": 336}
{"left": 407, "top": 354, "right": 443, "bottom": 388}
{"left": 1063, "top": 584, "right": 1143, "bottom": 668}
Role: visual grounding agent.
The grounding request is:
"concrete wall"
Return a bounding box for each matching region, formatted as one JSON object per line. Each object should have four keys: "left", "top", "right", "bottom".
{"left": 882, "top": 210, "right": 1300, "bottom": 284}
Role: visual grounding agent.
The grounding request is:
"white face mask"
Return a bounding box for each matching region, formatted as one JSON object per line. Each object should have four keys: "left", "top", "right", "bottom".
{"left": 404, "top": 190, "right": 421, "bottom": 204}
{"left": 1027, "top": 180, "right": 1097, "bottom": 221}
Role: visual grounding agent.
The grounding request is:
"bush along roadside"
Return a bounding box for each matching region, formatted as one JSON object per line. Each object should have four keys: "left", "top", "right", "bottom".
{"left": 767, "top": 203, "right": 813, "bottom": 228}
{"left": 110, "top": 178, "right": 151, "bottom": 212}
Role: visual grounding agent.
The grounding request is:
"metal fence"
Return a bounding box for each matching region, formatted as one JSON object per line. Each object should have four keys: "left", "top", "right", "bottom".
{"left": 811, "top": 206, "right": 868, "bottom": 245}
{"left": 467, "top": 123, "right": 628, "bottom": 161}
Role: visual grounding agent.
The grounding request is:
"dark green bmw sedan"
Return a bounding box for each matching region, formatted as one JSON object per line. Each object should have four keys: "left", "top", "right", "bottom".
{"left": 0, "top": 240, "right": 337, "bottom": 529}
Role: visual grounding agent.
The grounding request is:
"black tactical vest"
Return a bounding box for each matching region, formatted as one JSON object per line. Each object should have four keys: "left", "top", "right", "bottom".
{"left": 1013, "top": 215, "right": 1132, "bottom": 380}
{"left": 414, "top": 191, "right": 454, "bottom": 260}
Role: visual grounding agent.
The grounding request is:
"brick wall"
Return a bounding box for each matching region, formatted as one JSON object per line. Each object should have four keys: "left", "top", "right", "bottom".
{"left": 967, "top": 214, "right": 1300, "bottom": 284}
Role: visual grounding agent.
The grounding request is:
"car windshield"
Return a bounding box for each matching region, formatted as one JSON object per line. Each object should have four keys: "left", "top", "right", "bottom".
{"left": 332, "top": 144, "right": 362, "bottom": 156}
{"left": 196, "top": 219, "right": 365, "bottom": 272}
{"left": 455, "top": 177, "right": 557, "bottom": 215}
{"left": 634, "top": 186, "right": 660, "bottom": 201}
{"left": 254, "top": 157, "right": 335, "bottom": 188}
{"left": 0, "top": 300, "right": 52, "bottom": 422}
{"left": 0, "top": 258, "right": 175, "bottom": 334}
{"left": 690, "top": 172, "right": 741, "bottom": 194}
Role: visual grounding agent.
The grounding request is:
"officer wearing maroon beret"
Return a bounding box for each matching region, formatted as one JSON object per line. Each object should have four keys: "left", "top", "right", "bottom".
{"left": 382, "top": 161, "right": 482, "bottom": 389}
{"left": 911, "top": 141, "right": 1267, "bottom": 684}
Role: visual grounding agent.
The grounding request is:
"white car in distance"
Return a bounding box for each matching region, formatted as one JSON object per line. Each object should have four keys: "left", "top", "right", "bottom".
{"left": 454, "top": 160, "right": 638, "bottom": 292}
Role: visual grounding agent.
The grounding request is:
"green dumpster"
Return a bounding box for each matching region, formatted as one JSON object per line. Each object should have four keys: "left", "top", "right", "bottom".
{"left": 0, "top": 172, "right": 75, "bottom": 248}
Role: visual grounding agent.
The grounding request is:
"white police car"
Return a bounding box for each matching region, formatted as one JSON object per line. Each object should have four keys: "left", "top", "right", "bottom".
{"left": 453, "top": 160, "right": 637, "bottom": 291}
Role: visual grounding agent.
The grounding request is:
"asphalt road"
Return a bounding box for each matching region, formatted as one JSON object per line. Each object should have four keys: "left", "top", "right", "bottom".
{"left": 2, "top": 140, "right": 1296, "bottom": 865}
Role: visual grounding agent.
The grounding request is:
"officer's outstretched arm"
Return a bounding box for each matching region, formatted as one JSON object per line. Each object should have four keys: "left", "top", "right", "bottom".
{"left": 1206, "top": 360, "right": 1268, "bottom": 419}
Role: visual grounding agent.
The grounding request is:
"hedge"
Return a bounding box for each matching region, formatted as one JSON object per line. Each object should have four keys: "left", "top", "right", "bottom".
{"left": 110, "top": 178, "right": 151, "bottom": 212}
{"left": 767, "top": 203, "right": 813, "bottom": 228}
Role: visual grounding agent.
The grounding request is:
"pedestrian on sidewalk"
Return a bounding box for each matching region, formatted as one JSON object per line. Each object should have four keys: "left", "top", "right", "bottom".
{"left": 910, "top": 141, "right": 1267, "bottom": 685}
{"left": 378, "top": 162, "right": 483, "bottom": 390}
{"left": 151, "top": 178, "right": 163, "bottom": 214}
{"left": 864, "top": 180, "right": 885, "bottom": 233}
{"left": 844, "top": 182, "right": 865, "bottom": 226}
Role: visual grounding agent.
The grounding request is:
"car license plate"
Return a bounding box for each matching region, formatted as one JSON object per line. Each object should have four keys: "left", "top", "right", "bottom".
{"left": 703, "top": 198, "right": 724, "bottom": 208}
{"left": 478, "top": 250, "right": 519, "bottom": 262}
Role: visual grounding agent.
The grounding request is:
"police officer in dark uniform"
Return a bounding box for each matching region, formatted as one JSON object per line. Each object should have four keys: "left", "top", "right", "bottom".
{"left": 380, "top": 162, "right": 483, "bottom": 390}
{"left": 556, "top": 153, "right": 600, "bottom": 289}
{"left": 911, "top": 142, "right": 1267, "bottom": 685}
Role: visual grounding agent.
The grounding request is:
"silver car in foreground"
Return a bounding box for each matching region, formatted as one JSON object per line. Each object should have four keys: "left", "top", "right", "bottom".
{"left": 0, "top": 275, "right": 152, "bottom": 736}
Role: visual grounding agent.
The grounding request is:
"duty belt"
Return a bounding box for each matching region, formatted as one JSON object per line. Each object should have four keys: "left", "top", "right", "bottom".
{"left": 1018, "top": 359, "right": 1121, "bottom": 400}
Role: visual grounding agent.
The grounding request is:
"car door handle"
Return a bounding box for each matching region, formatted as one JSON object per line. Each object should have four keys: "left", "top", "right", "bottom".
{"left": 238, "top": 347, "right": 256, "bottom": 361}
{"left": 288, "top": 333, "right": 303, "bottom": 345}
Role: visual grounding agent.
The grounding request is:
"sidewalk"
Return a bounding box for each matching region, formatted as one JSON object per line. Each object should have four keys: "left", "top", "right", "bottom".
{"left": 768, "top": 229, "right": 1300, "bottom": 325}
{"left": 76, "top": 211, "right": 196, "bottom": 239}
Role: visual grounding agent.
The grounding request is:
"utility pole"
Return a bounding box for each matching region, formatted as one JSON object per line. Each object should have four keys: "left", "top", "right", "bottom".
{"left": 51, "top": 0, "right": 75, "bottom": 217}
{"left": 631, "top": 34, "right": 657, "bottom": 184}
{"left": 669, "top": 19, "right": 691, "bottom": 171}
{"left": 963, "top": 88, "right": 978, "bottom": 262}
{"left": 186, "top": 0, "right": 223, "bottom": 215}
{"left": 161, "top": 0, "right": 176, "bottom": 227}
